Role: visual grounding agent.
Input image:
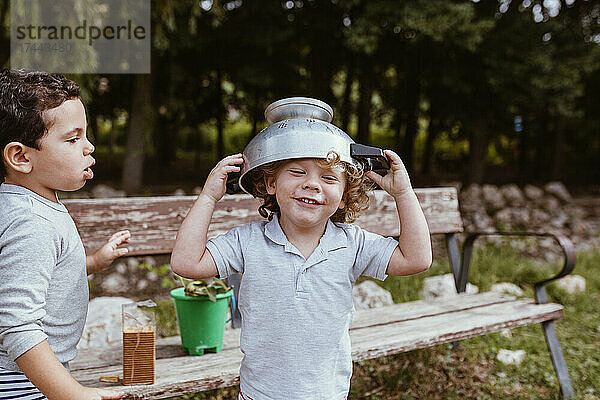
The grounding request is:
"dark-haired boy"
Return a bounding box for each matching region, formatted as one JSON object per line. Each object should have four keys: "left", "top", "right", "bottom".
{"left": 0, "top": 69, "right": 127, "bottom": 400}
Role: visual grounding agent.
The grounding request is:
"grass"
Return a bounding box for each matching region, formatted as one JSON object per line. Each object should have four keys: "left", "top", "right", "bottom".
{"left": 158, "top": 243, "right": 600, "bottom": 400}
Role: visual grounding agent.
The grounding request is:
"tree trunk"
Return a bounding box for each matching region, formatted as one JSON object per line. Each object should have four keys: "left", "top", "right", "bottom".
{"left": 153, "top": 52, "right": 175, "bottom": 169}
{"left": 357, "top": 60, "right": 373, "bottom": 144}
{"left": 251, "top": 89, "right": 260, "bottom": 138}
{"left": 394, "top": 104, "right": 405, "bottom": 156}
{"left": 422, "top": 98, "right": 440, "bottom": 175}
{"left": 467, "top": 118, "right": 487, "bottom": 184}
{"left": 403, "top": 72, "right": 421, "bottom": 173}
{"left": 517, "top": 120, "right": 527, "bottom": 185}
{"left": 340, "top": 56, "right": 354, "bottom": 133}
{"left": 88, "top": 108, "right": 99, "bottom": 146}
{"left": 216, "top": 69, "right": 225, "bottom": 160}
{"left": 535, "top": 106, "right": 549, "bottom": 182}
{"left": 550, "top": 117, "right": 566, "bottom": 182}
{"left": 121, "top": 74, "right": 152, "bottom": 194}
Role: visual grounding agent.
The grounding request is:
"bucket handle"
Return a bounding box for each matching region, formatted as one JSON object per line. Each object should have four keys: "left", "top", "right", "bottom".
{"left": 226, "top": 289, "right": 236, "bottom": 324}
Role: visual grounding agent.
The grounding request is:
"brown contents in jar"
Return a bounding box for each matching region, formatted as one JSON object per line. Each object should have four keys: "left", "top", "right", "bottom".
{"left": 122, "top": 326, "right": 155, "bottom": 385}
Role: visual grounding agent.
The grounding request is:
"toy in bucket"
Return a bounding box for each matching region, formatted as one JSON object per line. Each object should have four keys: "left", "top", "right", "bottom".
{"left": 122, "top": 300, "right": 157, "bottom": 385}
{"left": 170, "top": 278, "right": 233, "bottom": 355}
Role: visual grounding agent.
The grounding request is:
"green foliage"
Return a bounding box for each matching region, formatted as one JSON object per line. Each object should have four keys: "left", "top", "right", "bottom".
{"left": 182, "top": 278, "right": 232, "bottom": 302}
{"left": 154, "top": 299, "right": 178, "bottom": 338}
{"left": 72, "top": 0, "right": 599, "bottom": 187}
{"left": 138, "top": 263, "right": 177, "bottom": 289}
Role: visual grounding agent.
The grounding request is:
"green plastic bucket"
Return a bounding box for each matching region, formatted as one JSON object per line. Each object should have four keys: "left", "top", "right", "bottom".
{"left": 169, "top": 287, "right": 232, "bottom": 355}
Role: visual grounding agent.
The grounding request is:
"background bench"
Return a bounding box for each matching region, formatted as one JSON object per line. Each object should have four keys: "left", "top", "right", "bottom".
{"left": 65, "top": 187, "right": 575, "bottom": 399}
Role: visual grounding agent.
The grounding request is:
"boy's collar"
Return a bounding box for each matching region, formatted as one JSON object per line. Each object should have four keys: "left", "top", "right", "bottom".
{"left": 264, "top": 215, "right": 348, "bottom": 252}
{"left": 0, "top": 183, "right": 67, "bottom": 212}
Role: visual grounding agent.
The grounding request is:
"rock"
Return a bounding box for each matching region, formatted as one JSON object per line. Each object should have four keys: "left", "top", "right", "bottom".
{"left": 511, "top": 207, "right": 531, "bottom": 227}
{"left": 494, "top": 208, "right": 514, "bottom": 230}
{"left": 461, "top": 184, "right": 482, "bottom": 200}
{"left": 482, "top": 184, "right": 506, "bottom": 211}
{"left": 460, "top": 184, "right": 484, "bottom": 214}
{"left": 491, "top": 283, "right": 524, "bottom": 297}
{"left": 564, "top": 204, "right": 587, "bottom": 220}
{"left": 78, "top": 297, "right": 134, "bottom": 349}
{"left": 352, "top": 280, "right": 394, "bottom": 310}
{"left": 541, "top": 196, "right": 560, "bottom": 212}
{"left": 549, "top": 209, "right": 568, "bottom": 228}
{"left": 172, "top": 188, "right": 186, "bottom": 196}
{"left": 91, "top": 184, "right": 126, "bottom": 198}
{"left": 115, "top": 262, "right": 127, "bottom": 274}
{"left": 143, "top": 256, "right": 157, "bottom": 267}
{"left": 530, "top": 209, "right": 551, "bottom": 226}
{"left": 127, "top": 257, "right": 140, "bottom": 271}
{"left": 136, "top": 279, "right": 149, "bottom": 291}
{"left": 500, "top": 329, "right": 512, "bottom": 338}
{"left": 500, "top": 184, "right": 525, "bottom": 207}
{"left": 556, "top": 275, "right": 586, "bottom": 294}
{"left": 420, "top": 274, "right": 478, "bottom": 300}
{"left": 496, "top": 349, "right": 526, "bottom": 365}
{"left": 102, "top": 273, "right": 129, "bottom": 294}
{"left": 544, "top": 182, "right": 572, "bottom": 203}
{"left": 523, "top": 184, "right": 544, "bottom": 201}
{"left": 471, "top": 211, "right": 494, "bottom": 231}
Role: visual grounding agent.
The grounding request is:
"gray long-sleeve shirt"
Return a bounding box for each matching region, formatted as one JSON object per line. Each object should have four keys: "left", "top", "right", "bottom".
{"left": 0, "top": 184, "right": 88, "bottom": 371}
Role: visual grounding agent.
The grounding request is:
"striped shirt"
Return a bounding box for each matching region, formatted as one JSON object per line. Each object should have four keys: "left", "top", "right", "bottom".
{"left": 0, "top": 368, "right": 46, "bottom": 400}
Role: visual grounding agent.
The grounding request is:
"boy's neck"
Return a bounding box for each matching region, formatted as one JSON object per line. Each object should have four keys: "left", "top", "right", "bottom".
{"left": 278, "top": 216, "right": 327, "bottom": 259}
{"left": 3, "top": 177, "right": 59, "bottom": 203}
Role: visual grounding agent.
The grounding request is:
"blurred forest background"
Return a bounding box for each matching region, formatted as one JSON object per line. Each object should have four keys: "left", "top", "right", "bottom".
{"left": 1, "top": 0, "right": 599, "bottom": 195}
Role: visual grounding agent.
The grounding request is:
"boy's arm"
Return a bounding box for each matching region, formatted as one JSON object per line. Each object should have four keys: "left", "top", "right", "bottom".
{"left": 171, "top": 154, "right": 244, "bottom": 279}
{"left": 16, "top": 340, "right": 123, "bottom": 400}
{"left": 365, "top": 150, "right": 432, "bottom": 276}
{"left": 86, "top": 230, "right": 130, "bottom": 274}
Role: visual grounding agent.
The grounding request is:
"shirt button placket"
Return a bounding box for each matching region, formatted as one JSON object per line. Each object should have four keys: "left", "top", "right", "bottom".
{"left": 295, "top": 260, "right": 308, "bottom": 297}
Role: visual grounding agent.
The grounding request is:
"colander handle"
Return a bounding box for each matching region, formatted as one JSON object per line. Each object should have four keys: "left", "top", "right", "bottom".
{"left": 350, "top": 144, "right": 390, "bottom": 172}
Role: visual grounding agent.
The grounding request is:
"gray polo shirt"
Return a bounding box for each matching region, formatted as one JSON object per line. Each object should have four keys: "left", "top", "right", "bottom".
{"left": 206, "top": 215, "right": 398, "bottom": 400}
{"left": 0, "top": 184, "right": 88, "bottom": 372}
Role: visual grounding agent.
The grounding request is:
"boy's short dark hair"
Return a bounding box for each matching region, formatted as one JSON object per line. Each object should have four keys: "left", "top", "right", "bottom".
{"left": 0, "top": 69, "right": 80, "bottom": 176}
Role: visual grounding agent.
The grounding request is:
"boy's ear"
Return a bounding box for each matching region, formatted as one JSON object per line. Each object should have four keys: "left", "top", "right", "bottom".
{"left": 265, "top": 175, "right": 276, "bottom": 195}
{"left": 3, "top": 142, "right": 33, "bottom": 174}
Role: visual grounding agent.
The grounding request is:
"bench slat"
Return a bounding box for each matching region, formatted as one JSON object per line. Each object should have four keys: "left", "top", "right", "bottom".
{"left": 352, "top": 291, "right": 515, "bottom": 329}
{"left": 71, "top": 294, "right": 561, "bottom": 399}
{"left": 63, "top": 187, "right": 462, "bottom": 257}
{"left": 350, "top": 299, "right": 562, "bottom": 362}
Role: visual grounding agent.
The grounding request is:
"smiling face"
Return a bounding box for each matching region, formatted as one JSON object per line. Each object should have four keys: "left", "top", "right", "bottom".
{"left": 265, "top": 158, "right": 346, "bottom": 233}
{"left": 27, "top": 98, "right": 95, "bottom": 200}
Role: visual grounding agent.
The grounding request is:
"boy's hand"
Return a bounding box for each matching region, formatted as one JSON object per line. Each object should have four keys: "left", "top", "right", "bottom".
{"left": 200, "top": 154, "right": 244, "bottom": 203}
{"left": 365, "top": 150, "right": 413, "bottom": 198}
{"left": 87, "top": 230, "right": 130, "bottom": 274}
{"left": 81, "top": 387, "right": 124, "bottom": 399}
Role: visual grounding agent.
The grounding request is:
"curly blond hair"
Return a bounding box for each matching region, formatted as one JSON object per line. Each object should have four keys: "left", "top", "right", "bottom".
{"left": 246, "top": 152, "right": 371, "bottom": 223}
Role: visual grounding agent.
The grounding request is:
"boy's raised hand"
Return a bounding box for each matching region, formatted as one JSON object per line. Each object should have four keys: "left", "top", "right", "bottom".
{"left": 365, "top": 150, "right": 413, "bottom": 198}
{"left": 201, "top": 153, "right": 244, "bottom": 203}
{"left": 86, "top": 230, "right": 130, "bottom": 274}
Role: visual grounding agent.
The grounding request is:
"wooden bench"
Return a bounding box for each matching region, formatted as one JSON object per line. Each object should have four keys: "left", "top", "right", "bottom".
{"left": 64, "top": 187, "right": 576, "bottom": 399}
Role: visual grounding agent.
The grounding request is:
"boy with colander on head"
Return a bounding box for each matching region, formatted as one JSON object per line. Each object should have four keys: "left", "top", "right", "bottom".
{"left": 171, "top": 97, "right": 432, "bottom": 399}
